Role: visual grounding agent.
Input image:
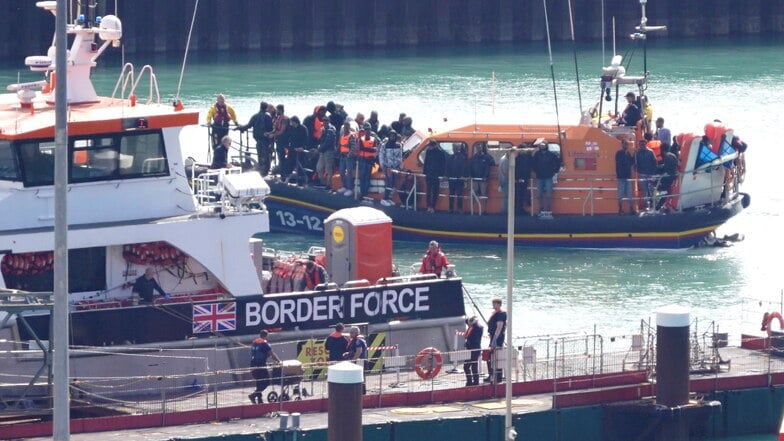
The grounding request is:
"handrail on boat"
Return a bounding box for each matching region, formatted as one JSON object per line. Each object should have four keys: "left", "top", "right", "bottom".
{"left": 110, "top": 63, "right": 161, "bottom": 105}
{"left": 343, "top": 279, "right": 371, "bottom": 288}
{"left": 376, "top": 273, "right": 439, "bottom": 285}
{"left": 111, "top": 62, "right": 134, "bottom": 101}
{"left": 130, "top": 65, "right": 161, "bottom": 105}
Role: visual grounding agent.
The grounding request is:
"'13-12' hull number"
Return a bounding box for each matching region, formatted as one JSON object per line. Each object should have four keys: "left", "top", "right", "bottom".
{"left": 275, "top": 210, "right": 323, "bottom": 231}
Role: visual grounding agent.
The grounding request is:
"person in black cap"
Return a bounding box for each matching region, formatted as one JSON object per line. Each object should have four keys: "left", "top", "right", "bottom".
{"left": 620, "top": 92, "right": 641, "bottom": 127}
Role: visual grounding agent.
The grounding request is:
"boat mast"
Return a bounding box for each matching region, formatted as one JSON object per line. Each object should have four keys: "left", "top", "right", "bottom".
{"left": 53, "top": 0, "right": 70, "bottom": 439}
{"left": 634, "top": 0, "right": 667, "bottom": 81}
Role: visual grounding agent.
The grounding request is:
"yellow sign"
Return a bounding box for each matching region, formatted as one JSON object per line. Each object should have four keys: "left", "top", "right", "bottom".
{"left": 332, "top": 224, "right": 345, "bottom": 244}
{"left": 296, "top": 332, "right": 388, "bottom": 380}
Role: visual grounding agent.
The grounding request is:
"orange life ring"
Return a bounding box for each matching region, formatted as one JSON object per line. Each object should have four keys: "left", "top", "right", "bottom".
{"left": 413, "top": 347, "right": 443, "bottom": 380}
{"left": 761, "top": 312, "right": 784, "bottom": 335}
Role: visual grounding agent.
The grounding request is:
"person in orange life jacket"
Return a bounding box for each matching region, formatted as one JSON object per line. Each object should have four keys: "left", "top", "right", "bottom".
{"left": 206, "top": 94, "right": 237, "bottom": 148}
{"left": 357, "top": 122, "right": 378, "bottom": 198}
{"left": 301, "top": 259, "right": 328, "bottom": 291}
{"left": 463, "top": 316, "right": 484, "bottom": 386}
{"left": 238, "top": 101, "right": 273, "bottom": 176}
{"left": 418, "top": 240, "right": 450, "bottom": 277}
{"left": 132, "top": 267, "right": 169, "bottom": 303}
{"left": 303, "top": 106, "right": 327, "bottom": 149}
{"left": 337, "top": 121, "right": 359, "bottom": 197}
{"left": 484, "top": 297, "right": 507, "bottom": 383}
{"left": 325, "top": 323, "right": 349, "bottom": 362}
{"left": 248, "top": 330, "right": 281, "bottom": 404}
{"left": 344, "top": 326, "right": 369, "bottom": 394}
{"left": 644, "top": 132, "right": 663, "bottom": 162}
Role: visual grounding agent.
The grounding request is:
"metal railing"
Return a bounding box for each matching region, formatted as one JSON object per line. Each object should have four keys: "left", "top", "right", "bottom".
{"left": 5, "top": 321, "right": 778, "bottom": 426}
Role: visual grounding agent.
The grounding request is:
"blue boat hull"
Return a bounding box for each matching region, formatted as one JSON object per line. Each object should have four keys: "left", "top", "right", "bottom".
{"left": 265, "top": 182, "right": 749, "bottom": 249}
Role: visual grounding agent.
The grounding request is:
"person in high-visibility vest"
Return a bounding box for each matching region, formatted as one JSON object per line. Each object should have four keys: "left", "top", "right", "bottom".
{"left": 357, "top": 122, "right": 378, "bottom": 198}
{"left": 337, "top": 121, "right": 359, "bottom": 197}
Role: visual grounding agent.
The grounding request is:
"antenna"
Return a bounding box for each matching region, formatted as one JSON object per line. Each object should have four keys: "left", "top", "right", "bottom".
{"left": 567, "top": 0, "right": 583, "bottom": 114}
{"left": 632, "top": 0, "right": 668, "bottom": 76}
{"left": 601, "top": 0, "right": 606, "bottom": 65}
{"left": 543, "top": 0, "right": 562, "bottom": 140}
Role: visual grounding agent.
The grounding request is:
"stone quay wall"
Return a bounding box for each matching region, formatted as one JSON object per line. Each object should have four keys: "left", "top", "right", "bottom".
{"left": 2, "top": 0, "right": 783, "bottom": 61}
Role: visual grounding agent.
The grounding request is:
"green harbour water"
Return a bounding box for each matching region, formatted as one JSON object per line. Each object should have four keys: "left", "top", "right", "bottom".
{"left": 3, "top": 36, "right": 784, "bottom": 440}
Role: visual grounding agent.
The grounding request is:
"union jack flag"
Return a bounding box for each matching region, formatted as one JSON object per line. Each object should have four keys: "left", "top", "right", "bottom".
{"left": 192, "top": 302, "right": 237, "bottom": 334}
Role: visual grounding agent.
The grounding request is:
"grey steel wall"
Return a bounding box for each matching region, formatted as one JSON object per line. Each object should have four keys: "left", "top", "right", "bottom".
{"left": 2, "top": 0, "right": 784, "bottom": 60}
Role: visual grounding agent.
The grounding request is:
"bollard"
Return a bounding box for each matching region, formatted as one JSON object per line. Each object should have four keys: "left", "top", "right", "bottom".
{"left": 279, "top": 412, "right": 289, "bottom": 430}
{"left": 656, "top": 305, "right": 690, "bottom": 407}
{"left": 327, "top": 361, "right": 363, "bottom": 441}
{"left": 291, "top": 412, "right": 301, "bottom": 428}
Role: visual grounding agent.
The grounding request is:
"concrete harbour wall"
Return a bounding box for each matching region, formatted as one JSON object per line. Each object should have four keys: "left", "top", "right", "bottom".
{"left": 2, "top": 0, "right": 784, "bottom": 61}
{"left": 178, "top": 386, "right": 784, "bottom": 441}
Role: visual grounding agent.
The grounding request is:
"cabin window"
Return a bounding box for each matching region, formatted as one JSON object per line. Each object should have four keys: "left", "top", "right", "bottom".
{"left": 0, "top": 140, "right": 20, "bottom": 181}
{"left": 0, "top": 247, "right": 106, "bottom": 293}
{"left": 18, "top": 141, "right": 55, "bottom": 186}
{"left": 439, "top": 142, "right": 468, "bottom": 157}
{"left": 473, "top": 141, "right": 514, "bottom": 165}
{"left": 70, "top": 131, "right": 168, "bottom": 183}
{"left": 416, "top": 141, "right": 447, "bottom": 166}
{"left": 119, "top": 132, "right": 168, "bottom": 176}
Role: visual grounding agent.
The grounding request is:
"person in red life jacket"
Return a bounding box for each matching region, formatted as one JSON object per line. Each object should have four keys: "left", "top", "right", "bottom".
{"left": 484, "top": 297, "right": 507, "bottom": 383}
{"left": 357, "top": 122, "right": 378, "bottom": 198}
{"left": 463, "top": 316, "right": 484, "bottom": 386}
{"left": 206, "top": 94, "right": 237, "bottom": 148}
{"left": 248, "top": 329, "right": 281, "bottom": 404}
{"left": 303, "top": 106, "right": 327, "bottom": 149}
{"left": 343, "top": 326, "right": 369, "bottom": 394}
{"left": 418, "top": 240, "right": 450, "bottom": 277}
{"left": 301, "top": 259, "right": 328, "bottom": 291}
{"left": 325, "top": 323, "right": 349, "bottom": 362}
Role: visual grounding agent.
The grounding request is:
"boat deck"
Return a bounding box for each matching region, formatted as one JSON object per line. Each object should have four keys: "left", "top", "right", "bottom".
{"left": 12, "top": 343, "right": 784, "bottom": 441}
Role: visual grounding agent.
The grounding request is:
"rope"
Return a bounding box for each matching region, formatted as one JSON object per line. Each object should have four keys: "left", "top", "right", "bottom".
{"left": 175, "top": 0, "right": 199, "bottom": 101}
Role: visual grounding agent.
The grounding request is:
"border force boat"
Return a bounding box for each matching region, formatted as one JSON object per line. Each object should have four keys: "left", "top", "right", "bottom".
{"left": 0, "top": 1, "right": 465, "bottom": 405}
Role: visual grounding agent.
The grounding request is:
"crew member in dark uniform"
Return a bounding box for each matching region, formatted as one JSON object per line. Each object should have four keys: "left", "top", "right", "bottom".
{"left": 325, "top": 323, "right": 349, "bottom": 362}
{"left": 484, "top": 297, "right": 507, "bottom": 383}
{"left": 132, "top": 267, "right": 168, "bottom": 303}
{"left": 248, "top": 330, "right": 280, "bottom": 404}
{"left": 463, "top": 316, "right": 484, "bottom": 386}
{"left": 344, "top": 326, "right": 368, "bottom": 394}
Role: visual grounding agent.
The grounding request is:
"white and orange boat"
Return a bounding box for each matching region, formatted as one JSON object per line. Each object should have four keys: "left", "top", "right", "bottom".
{"left": 0, "top": 1, "right": 465, "bottom": 404}
{"left": 264, "top": 7, "right": 750, "bottom": 249}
